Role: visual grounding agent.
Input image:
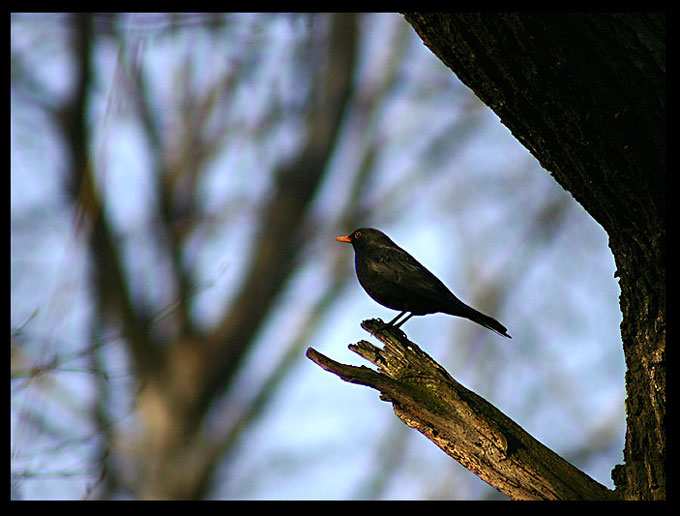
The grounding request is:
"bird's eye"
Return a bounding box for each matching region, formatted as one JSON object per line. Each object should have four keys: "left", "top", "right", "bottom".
{"left": 354, "top": 231, "right": 362, "bottom": 239}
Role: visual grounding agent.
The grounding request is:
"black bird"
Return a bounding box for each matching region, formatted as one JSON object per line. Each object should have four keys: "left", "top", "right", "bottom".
{"left": 336, "top": 228, "right": 511, "bottom": 338}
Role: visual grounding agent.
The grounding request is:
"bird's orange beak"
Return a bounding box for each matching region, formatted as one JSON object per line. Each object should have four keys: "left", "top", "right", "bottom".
{"left": 335, "top": 235, "right": 352, "bottom": 243}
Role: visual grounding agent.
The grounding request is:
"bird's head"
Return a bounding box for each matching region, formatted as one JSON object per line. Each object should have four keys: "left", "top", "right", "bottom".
{"left": 335, "top": 228, "right": 393, "bottom": 250}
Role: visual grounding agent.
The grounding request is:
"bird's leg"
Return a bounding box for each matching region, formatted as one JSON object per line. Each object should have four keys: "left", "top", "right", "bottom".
{"left": 386, "top": 311, "right": 414, "bottom": 328}
{"left": 392, "top": 312, "right": 414, "bottom": 328}
{"left": 386, "top": 311, "right": 407, "bottom": 326}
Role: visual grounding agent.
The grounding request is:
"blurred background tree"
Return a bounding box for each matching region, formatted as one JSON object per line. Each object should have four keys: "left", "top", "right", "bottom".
{"left": 11, "top": 13, "right": 623, "bottom": 500}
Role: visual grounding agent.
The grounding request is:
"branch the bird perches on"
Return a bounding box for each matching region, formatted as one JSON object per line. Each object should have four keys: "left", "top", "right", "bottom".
{"left": 306, "top": 319, "right": 615, "bottom": 500}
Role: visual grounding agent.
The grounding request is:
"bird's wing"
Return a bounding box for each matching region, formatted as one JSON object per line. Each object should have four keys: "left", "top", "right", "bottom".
{"left": 366, "top": 245, "right": 457, "bottom": 303}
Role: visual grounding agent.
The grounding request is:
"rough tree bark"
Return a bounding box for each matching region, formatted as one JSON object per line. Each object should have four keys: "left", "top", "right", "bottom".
{"left": 310, "top": 13, "right": 664, "bottom": 500}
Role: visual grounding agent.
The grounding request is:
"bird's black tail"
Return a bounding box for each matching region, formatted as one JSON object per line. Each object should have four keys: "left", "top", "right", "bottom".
{"left": 456, "top": 304, "right": 511, "bottom": 338}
